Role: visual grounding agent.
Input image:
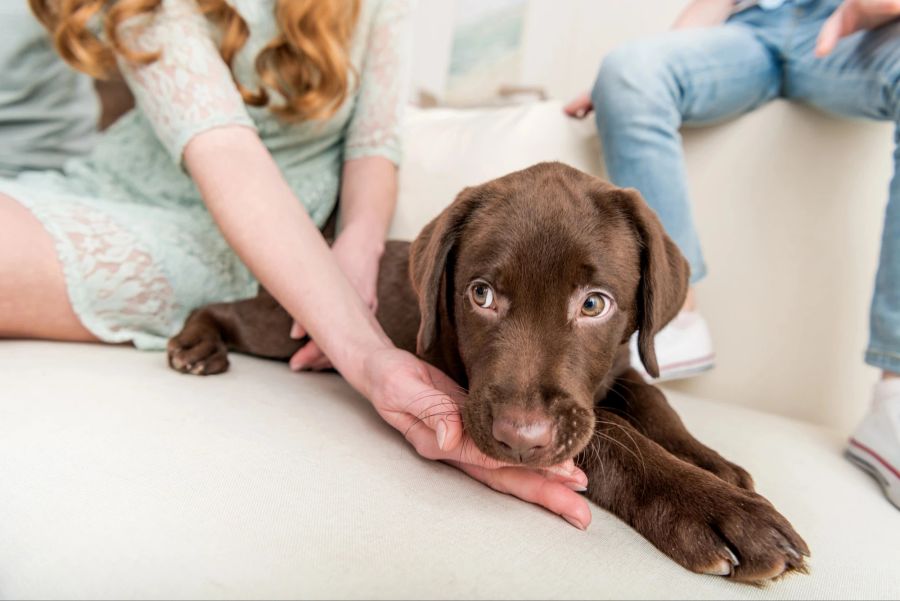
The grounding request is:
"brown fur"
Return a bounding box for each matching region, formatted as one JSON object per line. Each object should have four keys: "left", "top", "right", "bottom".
{"left": 167, "top": 162, "right": 808, "bottom": 582}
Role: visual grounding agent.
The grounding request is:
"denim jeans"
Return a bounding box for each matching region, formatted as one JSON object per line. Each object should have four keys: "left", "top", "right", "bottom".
{"left": 592, "top": 0, "right": 900, "bottom": 373}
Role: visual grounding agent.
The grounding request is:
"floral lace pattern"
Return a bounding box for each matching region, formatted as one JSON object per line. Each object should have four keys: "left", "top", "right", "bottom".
{"left": 119, "top": 0, "right": 257, "bottom": 160}
{"left": 0, "top": 0, "right": 410, "bottom": 350}
{"left": 344, "top": 0, "right": 411, "bottom": 163}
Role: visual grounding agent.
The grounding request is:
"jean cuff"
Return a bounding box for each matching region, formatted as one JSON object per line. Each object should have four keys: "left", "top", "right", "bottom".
{"left": 865, "top": 348, "right": 900, "bottom": 375}
{"left": 688, "top": 261, "right": 708, "bottom": 285}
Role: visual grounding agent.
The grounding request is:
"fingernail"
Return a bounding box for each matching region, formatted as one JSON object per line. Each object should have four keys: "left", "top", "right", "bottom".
{"left": 290, "top": 362, "right": 303, "bottom": 372}
{"left": 565, "top": 482, "right": 588, "bottom": 493}
{"left": 563, "top": 515, "right": 587, "bottom": 531}
{"left": 436, "top": 420, "right": 448, "bottom": 451}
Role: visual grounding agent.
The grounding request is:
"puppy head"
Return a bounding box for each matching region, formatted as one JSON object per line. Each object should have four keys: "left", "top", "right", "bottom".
{"left": 410, "top": 162, "right": 688, "bottom": 467}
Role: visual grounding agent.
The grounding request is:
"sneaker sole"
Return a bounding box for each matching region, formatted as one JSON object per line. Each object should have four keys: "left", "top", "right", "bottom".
{"left": 846, "top": 438, "right": 900, "bottom": 510}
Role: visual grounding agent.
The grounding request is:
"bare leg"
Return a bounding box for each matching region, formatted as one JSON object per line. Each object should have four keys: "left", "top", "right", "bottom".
{"left": 0, "top": 193, "right": 98, "bottom": 342}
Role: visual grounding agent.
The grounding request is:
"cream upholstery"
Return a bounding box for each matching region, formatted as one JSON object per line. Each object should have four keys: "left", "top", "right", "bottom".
{"left": 2, "top": 342, "right": 898, "bottom": 599}
{"left": 3, "top": 101, "right": 899, "bottom": 598}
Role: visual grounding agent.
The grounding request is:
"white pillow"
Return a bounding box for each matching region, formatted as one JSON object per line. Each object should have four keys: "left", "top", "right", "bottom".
{"left": 390, "top": 101, "right": 604, "bottom": 240}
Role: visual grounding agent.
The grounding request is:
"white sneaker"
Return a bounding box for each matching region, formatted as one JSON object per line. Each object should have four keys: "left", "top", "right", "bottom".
{"left": 629, "top": 310, "right": 716, "bottom": 382}
{"left": 846, "top": 379, "right": 900, "bottom": 510}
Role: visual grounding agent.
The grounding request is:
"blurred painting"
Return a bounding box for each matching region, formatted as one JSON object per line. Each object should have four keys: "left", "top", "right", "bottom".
{"left": 445, "top": 0, "right": 528, "bottom": 106}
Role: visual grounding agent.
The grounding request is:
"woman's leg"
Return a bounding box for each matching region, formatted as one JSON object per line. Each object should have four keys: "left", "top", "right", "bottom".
{"left": 0, "top": 192, "right": 98, "bottom": 342}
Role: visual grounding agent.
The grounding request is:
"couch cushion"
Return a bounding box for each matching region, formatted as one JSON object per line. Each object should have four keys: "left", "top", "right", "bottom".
{"left": 2, "top": 341, "right": 897, "bottom": 599}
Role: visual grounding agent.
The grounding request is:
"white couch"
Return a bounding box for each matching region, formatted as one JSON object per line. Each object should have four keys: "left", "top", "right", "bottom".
{"left": 2, "top": 102, "right": 899, "bottom": 599}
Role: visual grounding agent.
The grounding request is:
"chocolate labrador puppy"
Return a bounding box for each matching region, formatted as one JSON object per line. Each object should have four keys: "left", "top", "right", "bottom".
{"left": 168, "top": 162, "right": 808, "bottom": 582}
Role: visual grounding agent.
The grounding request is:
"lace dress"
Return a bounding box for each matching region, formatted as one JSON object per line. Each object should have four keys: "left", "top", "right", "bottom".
{"left": 0, "top": 0, "right": 410, "bottom": 350}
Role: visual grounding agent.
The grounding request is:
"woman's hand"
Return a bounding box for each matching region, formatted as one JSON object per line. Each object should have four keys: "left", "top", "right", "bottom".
{"left": 816, "top": 0, "right": 900, "bottom": 56}
{"left": 290, "top": 225, "right": 384, "bottom": 371}
{"left": 363, "top": 346, "right": 593, "bottom": 530}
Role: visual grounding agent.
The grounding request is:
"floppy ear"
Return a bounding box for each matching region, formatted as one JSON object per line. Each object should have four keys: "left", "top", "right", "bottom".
{"left": 612, "top": 187, "right": 690, "bottom": 379}
{"left": 409, "top": 186, "right": 483, "bottom": 356}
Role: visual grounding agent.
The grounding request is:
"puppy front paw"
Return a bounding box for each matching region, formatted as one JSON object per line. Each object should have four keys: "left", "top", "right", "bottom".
{"left": 640, "top": 475, "right": 808, "bottom": 582}
{"left": 167, "top": 313, "right": 229, "bottom": 376}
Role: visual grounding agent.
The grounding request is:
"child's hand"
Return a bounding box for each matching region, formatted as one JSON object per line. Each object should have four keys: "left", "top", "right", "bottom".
{"left": 564, "top": 92, "right": 593, "bottom": 119}
{"left": 816, "top": 0, "right": 900, "bottom": 57}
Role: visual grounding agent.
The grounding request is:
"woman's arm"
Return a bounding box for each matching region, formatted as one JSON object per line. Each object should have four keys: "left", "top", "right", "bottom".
{"left": 184, "top": 126, "right": 390, "bottom": 392}
{"left": 338, "top": 157, "right": 398, "bottom": 251}
{"left": 672, "top": 0, "right": 734, "bottom": 29}
{"left": 289, "top": 0, "right": 409, "bottom": 370}
{"left": 289, "top": 157, "right": 397, "bottom": 371}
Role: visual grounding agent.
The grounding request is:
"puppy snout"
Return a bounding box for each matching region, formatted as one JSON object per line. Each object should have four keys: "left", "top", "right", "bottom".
{"left": 491, "top": 410, "right": 555, "bottom": 462}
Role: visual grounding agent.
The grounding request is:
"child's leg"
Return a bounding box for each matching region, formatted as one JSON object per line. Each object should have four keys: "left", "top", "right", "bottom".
{"left": 592, "top": 25, "right": 781, "bottom": 284}
{"left": 783, "top": 16, "right": 900, "bottom": 376}
{"left": 783, "top": 7, "right": 900, "bottom": 506}
{"left": 0, "top": 193, "right": 98, "bottom": 342}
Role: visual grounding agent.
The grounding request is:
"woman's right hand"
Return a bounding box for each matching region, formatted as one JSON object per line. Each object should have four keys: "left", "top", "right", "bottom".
{"left": 363, "top": 346, "right": 593, "bottom": 531}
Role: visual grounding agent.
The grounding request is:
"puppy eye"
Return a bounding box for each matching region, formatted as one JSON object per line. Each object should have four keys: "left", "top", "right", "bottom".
{"left": 471, "top": 282, "right": 495, "bottom": 309}
{"left": 581, "top": 293, "right": 611, "bottom": 318}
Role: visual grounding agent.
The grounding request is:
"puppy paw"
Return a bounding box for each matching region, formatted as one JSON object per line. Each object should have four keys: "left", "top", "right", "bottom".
{"left": 167, "top": 317, "right": 229, "bottom": 376}
{"left": 646, "top": 479, "right": 809, "bottom": 583}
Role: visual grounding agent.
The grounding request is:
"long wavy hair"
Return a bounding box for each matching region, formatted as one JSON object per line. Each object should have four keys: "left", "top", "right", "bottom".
{"left": 29, "top": 0, "right": 361, "bottom": 122}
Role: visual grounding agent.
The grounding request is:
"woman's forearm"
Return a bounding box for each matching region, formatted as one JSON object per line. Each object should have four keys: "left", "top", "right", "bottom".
{"left": 337, "top": 156, "right": 398, "bottom": 249}
{"left": 183, "top": 125, "right": 390, "bottom": 394}
{"left": 672, "top": 0, "right": 733, "bottom": 28}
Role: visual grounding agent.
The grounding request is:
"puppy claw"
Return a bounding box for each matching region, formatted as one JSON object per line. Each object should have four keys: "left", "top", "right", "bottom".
{"left": 169, "top": 353, "right": 188, "bottom": 371}
{"left": 724, "top": 547, "right": 740, "bottom": 569}
{"left": 705, "top": 560, "right": 733, "bottom": 577}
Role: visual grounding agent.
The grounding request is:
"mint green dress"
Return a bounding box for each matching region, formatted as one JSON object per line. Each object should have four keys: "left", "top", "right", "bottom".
{"left": 0, "top": 0, "right": 410, "bottom": 350}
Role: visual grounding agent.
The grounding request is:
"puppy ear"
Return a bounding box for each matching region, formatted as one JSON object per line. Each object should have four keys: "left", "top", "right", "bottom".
{"left": 409, "top": 187, "right": 482, "bottom": 356}
{"left": 613, "top": 187, "right": 690, "bottom": 378}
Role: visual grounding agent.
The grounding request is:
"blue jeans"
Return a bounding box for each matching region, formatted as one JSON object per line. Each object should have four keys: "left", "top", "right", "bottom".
{"left": 593, "top": 0, "right": 900, "bottom": 374}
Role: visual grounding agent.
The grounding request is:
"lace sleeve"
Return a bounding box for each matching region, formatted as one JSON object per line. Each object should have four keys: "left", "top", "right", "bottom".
{"left": 117, "top": 0, "right": 256, "bottom": 162}
{"left": 343, "top": 0, "right": 412, "bottom": 165}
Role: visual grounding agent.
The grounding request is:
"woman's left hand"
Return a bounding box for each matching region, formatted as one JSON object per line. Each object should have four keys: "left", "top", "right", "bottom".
{"left": 289, "top": 227, "right": 383, "bottom": 371}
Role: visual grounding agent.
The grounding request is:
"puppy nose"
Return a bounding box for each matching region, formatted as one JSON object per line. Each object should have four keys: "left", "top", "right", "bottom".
{"left": 492, "top": 411, "right": 554, "bottom": 461}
